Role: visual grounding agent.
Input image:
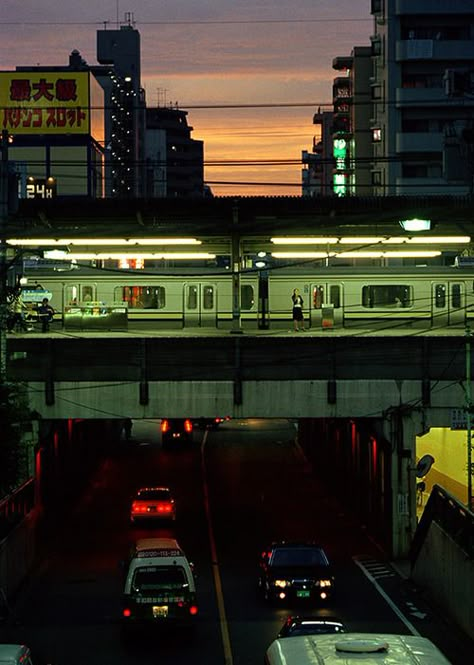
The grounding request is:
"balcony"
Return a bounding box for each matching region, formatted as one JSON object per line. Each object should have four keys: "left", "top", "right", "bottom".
{"left": 395, "top": 87, "right": 455, "bottom": 108}
{"left": 395, "top": 131, "right": 444, "bottom": 153}
{"left": 396, "top": 0, "right": 474, "bottom": 14}
{"left": 396, "top": 39, "right": 474, "bottom": 62}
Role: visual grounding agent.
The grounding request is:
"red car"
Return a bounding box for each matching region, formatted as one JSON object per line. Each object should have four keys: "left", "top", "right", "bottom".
{"left": 130, "top": 487, "right": 176, "bottom": 524}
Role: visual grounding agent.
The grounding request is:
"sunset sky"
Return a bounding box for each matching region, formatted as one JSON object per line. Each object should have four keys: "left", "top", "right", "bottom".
{"left": 0, "top": 1, "right": 372, "bottom": 195}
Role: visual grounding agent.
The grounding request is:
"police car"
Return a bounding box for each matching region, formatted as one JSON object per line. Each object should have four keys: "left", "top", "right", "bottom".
{"left": 121, "top": 538, "right": 198, "bottom": 629}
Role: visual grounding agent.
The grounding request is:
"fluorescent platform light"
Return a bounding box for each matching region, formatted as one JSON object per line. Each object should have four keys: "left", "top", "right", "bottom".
{"left": 7, "top": 237, "right": 202, "bottom": 246}
{"left": 66, "top": 252, "right": 216, "bottom": 260}
{"left": 270, "top": 237, "right": 338, "bottom": 244}
{"left": 271, "top": 252, "right": 332, "bottom": 259}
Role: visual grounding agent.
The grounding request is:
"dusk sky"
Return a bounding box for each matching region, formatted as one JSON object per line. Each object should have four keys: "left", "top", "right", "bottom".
{"left": 1, "top": 1, "right": 372, "bottom": 195}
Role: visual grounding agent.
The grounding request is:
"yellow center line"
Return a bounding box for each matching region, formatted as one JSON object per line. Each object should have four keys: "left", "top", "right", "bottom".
{"left": 201, "top": 431, "right": 234, "bottom": 665}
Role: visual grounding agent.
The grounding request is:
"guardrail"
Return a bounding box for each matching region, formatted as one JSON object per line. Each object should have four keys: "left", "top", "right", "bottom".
{"left": 410, "top": 483, "right": 474, "bottom": 564}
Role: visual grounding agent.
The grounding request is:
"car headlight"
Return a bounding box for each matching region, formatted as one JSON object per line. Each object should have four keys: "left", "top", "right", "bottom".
{"left": 318, "top": 579, "right": 333, "bottom": 588}
{"left": 273, "top": 579, "right": 290, "bottom": 588}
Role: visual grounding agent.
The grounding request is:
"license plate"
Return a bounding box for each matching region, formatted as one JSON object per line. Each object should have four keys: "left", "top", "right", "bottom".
{"left": 152, "top": 605, "right": 168, "bottom": 618}
{"left": 297, "top": 590, "right": 310, "bottom": 598}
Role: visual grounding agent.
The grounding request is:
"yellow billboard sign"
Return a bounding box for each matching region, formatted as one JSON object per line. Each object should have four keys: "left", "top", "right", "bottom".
{"left": 0, "top": 71, "right": 91, "bottom": 134}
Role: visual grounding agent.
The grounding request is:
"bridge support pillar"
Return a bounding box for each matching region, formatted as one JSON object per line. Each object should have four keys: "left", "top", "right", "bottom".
{"left": 383, "top": 409, "right": 427, "bottom": 559}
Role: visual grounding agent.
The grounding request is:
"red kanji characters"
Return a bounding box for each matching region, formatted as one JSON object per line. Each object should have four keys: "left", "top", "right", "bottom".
{"left": 10, "top": 79, "right": 31, "bottom": 102}
{"left": 32, "top": 78, "right": 54, "bottom": 102}
{"left": 55, "top": 79, "right": 77, "bottom": 102}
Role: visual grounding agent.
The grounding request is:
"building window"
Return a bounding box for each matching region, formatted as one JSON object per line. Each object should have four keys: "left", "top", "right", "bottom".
{"left": 372, "top": 128, "right": 382, "bottom": 142}
{"left": 371, "top": 0, "right": 382, "bottom": 14}
{"left": 371, "top": 85, "right": 382, "bottom": 100}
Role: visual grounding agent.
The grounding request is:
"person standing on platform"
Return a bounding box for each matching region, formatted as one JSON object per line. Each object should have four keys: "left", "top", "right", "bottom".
{"left": 291, "top": 288, "right": 305, "bottom": 332}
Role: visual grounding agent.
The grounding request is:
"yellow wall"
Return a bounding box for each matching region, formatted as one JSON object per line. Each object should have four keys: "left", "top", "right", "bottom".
{"left": 417, "top": 428, "right": 469, "bottom": 504}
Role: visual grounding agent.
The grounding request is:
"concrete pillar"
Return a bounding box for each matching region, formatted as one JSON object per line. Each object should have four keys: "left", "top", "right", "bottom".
{"left": 383, "top": 410, "right": 425, "bottom": 558}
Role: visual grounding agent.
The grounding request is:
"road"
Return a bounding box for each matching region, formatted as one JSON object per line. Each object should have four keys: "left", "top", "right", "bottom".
{"left": 1, "top": 418, "right": 473, "bottom": 664}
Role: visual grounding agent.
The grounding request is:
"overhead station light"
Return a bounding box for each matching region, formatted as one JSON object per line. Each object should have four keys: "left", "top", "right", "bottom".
{"left": 65, "top": 252, "right": 216, "bottom": 260}
{"left": 7, "top": 237, "right": 202, "bottom": 246}
{"left": 272, "top": 250, "right": 442, "bottom": 259}
{"left": 399, "top": 218, "right": 431, "bottom": 231}
{"left": 271, "top": 235, "right": 470, "bottom": 245}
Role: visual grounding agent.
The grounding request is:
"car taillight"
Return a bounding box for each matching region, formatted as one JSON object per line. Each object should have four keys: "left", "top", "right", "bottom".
{"left": 161, "top": 419, "right": 170, "bottom": 433}
{"left": 184, "top": 419, "right": 193, "bottom": 433}
{"left": 158, "top": 502, "right": 172, "bottom": 513}
{"left": 131, "top": 502, "right": 147, "bottom": 513}
{"left": 189, "top": 605, "right": 198, "bottom": 616}
{"left": 123, "top": 608, "right": 132, "bottom": 617}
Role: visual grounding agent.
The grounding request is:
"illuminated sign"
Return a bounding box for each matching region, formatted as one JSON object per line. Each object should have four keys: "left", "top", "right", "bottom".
{"left": 0, "top": 71, "right": 91, "bottom": 134}
{"left": 26, "top": 177, "right": 56, "bottom": 199}
{"left": 333, "top": 138, "right": 348, "bottom": 197}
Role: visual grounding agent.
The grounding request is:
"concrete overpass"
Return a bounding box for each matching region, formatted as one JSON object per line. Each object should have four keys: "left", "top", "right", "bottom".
{"left": 6, "top": 327, "right": 473, "bottom": 558}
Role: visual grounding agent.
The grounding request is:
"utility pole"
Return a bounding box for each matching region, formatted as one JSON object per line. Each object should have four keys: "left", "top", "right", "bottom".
{"left": 0, "top": 130, "right": 10, "bottom": 384}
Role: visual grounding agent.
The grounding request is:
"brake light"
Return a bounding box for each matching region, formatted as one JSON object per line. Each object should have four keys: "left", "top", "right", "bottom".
{"left": 189, "top": 605, "right": 198, "bottom": 616}
{"left": 161, "top": 419, "right": 170, "bottom": 433}
{"left": 131, "top": 501, "right": 147, "bottom": 514}
{"left": 184, "top": 419, "right": 193, "bottom": 433}
{"left": 158, "top": 503, "right": 172, "bottom": 513}
{"left": 123, "top": 608, "right": 132, "bottom": 617}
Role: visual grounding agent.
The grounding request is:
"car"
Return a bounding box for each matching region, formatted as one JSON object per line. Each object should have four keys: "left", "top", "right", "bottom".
{"left": 121, "top": 538, "right": 198, "bottom": 629}
{"left": 194, "top": 416, "right": 231, "bottom": 430}
{"left": 130, "top": 487, "right": 176, "bottom": 524}
{"left": 160, "top": 418, "right": 193, "bottom": 448}
{"left": 258, "top": 542, "right": 335, "bottom": 604}
{"left": 277, "top": 615, "right": 345, "bottom": 638}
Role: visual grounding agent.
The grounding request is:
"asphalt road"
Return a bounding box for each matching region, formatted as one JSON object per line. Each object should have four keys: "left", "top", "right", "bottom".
{"left": 1, "top": 418, "right": 473, "bottom": 664}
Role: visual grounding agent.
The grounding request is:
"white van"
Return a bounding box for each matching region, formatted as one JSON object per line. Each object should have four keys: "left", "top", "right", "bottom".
{"left": 264, "top": 633, "right": 452, "bottom": 665}
{"left": 0, "top": 645, "right": 34, "bottom": 665}
{"left": 122, "top": 537, "right": 198, "bottom": 628}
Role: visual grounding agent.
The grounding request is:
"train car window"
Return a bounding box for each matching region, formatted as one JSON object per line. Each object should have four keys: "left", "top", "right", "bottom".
{"left": 187, "top": 285, "right": 198, "bottom": 310}
{"left": 115, "top": 286, "right": 166, "bottom": 309}
{"left": 362, "top": 285, "right": 413, "bottom": 308}
{"left": 435, "top": 284, "right": 446, "bottom": 308}
{"left": 82, "top": 285, "right": 95, "bottom": 302}
{"left": 330, "top": 285, "right": 341, "bottom": 309}
{"left": 241, "top": 285, "right": 255, "bottom": 310}
{"left": 203, "top": 285, "right": 214, "bottom": 310}
{"left": 451, "top": 283, "right": 462, "bottom": 309}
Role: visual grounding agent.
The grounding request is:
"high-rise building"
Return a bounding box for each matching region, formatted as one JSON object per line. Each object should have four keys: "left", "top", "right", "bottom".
{"left": 145, "top": 107, "right": 204, "bottom": 198}
{"left": 370, "top": 0, "right": 474, "bottom": 195}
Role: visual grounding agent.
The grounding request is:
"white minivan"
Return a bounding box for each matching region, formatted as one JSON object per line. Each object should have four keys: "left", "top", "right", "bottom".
{"left": 121, "top": 537, "right": 198, "bottom": 628}
{"left": 264, "top": 633, "right": 452, "bottom": 665}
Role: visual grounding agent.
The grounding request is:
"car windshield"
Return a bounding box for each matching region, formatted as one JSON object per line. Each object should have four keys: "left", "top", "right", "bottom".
{"left": 136, "top": 489, "right": 170, "bottom": 501}
{"left": 271, "top": 547, "right": 327, "bottom": 567}
{"left": 132, "top": 566, "right": 188, "bottom": 593}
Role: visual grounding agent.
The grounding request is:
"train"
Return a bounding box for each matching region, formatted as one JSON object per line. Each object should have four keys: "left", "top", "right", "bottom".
{"left": 16, "top": 260, "right": 474, "bottom": 330}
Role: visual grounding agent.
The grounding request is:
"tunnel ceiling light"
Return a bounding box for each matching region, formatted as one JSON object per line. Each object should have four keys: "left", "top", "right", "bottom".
{"left": 7, "top": 237, "right": 202, "bottom": 246}
{"left": 65, "top": 252, "right": 216, "bottom": 260}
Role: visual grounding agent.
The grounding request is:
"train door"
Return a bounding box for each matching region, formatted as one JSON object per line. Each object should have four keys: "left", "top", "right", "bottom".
{"left": 310, "top": 282, "right": 343, "bottom": 327}
{"left": 183, "top": 283, "right": 217, "bottom": 327}
{"left": 431, "top": 281, "right": 465, "bottom": 326}
{"left": 64, "top": 283, "right": 97, "bottom": 306}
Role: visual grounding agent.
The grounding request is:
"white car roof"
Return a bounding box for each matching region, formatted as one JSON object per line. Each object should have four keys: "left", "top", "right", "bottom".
{"left": 265, "top": 633, "right": 452, "bottom": 665}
